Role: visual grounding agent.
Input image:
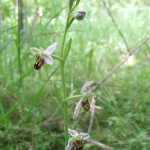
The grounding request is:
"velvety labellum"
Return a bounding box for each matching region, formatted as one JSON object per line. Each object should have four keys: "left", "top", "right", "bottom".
{"left": 73, "top": 140, "right": 83, "bottom": 150}
{"left": 34, "top": 56, "right": 45, "bottom": 70}
{"left": 81, "top": 97, "right": 90, "bottom": 111}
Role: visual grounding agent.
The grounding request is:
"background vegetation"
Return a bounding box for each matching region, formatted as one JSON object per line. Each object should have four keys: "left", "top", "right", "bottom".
{"left": 0, "top": 0, "right": 150, "bottom": 149}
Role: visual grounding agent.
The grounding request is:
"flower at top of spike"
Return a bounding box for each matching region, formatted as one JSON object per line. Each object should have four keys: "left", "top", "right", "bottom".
{"left": 66, "top": 129, "right": 90, "bottom": 150}
{"left": 73, "top": 8, "right": 86, "bottom": 21}
{"left": 73, "top": 81, "right": 94, "bottom": 119}
{"left": 30, "top": 42, "right": 58, "bottom": 70}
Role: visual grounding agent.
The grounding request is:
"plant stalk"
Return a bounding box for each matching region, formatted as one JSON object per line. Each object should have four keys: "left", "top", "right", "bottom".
{"left": 60, "top": 8, "right": 71, "bottom": 148}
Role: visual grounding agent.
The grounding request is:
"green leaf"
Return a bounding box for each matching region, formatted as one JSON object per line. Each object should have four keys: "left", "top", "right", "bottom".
{"left": 51, "top": 55, "right": 64, "bottom": 62}
{"left": 54, "top": 83, "right": 62, "bottom": 106}
{"left": 63, "top": 38, "right": 72, "bottom": 61}
{"left": 63, "top": 95, "right": 83, "bottom": 102}
{"left": 0, "top": 25, "right": 17, "bottom": 34}
{"left": 76, "top": 0, "right": 80, "bottom": 5}
{"left": 69, "top": 0, "right": 74, "bottom": 10}
{"left": 63, "top": 93, "right": 95, "bottom": 102}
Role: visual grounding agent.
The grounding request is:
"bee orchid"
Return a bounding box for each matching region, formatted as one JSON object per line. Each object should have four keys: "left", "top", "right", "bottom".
{"left": 30, "top": 42, "right": 58, "bottom": 70}
{"left": 73, "top": 81, "right": 94, "bottom": 119}
{"left": 66, "top": 129, "right": 90, "bottom": 150}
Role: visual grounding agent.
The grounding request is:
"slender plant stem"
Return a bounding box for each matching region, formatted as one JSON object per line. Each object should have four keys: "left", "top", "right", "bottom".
{"left": 60, "top": 9, "right": 71, "bottom": 148}
{"left": 91, "top": 35, "right": 150, "bottom": 91}
{"left": 60, "top": 4, "right": 77, "bottom": 148}
{"left": 61, "top": 11, "right": 70, "bottom": 57}
{"left": 51, "top": 55, "right": 64, "bottom": 62}
{"left": 18, "top": 0, "right": 23, "bottom": 85}
{"left": 61, "top": 65, "right": 68, "bottom": 147}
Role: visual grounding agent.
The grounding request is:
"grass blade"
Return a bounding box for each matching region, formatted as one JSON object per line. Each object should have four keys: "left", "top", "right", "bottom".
{"left": 17, "top": 66, "right": 59, "bottom": 125}
{"left": 0, "top": 39, "right": 14, "bottom": 54}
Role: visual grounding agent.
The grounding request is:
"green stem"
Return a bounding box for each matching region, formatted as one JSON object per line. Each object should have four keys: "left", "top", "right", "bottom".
{"left": 60, "top": 9, "right": 71, "bottom": 148}
{"left": 61, "top": 65, "right": 68, "bottom": 147}
{"left": 51, "top": 55, "right": 64, "bottom": 62}
{"left": 63, "top": 95, "right": 83, "bottom": 102}
{"left": 61, "top": 11, "right": 70, "bottom": 57}
{"left": 71, "top": 4, "right": 77, "bottom": 13}
{"left": 67, "top": 17, "right": 75, "bottom": 30}
{"left": 60, "top": 4, "right": 78, "bottom": 147}
{"left": 63, "top": 93, "right": 96, "bottom": 102}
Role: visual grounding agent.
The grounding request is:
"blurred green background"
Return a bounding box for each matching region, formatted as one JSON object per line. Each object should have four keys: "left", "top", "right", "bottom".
{"left": 0, "top": 0, "right": 150, "bottom": 149}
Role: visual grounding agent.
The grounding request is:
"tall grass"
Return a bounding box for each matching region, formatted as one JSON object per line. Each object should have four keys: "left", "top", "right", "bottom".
{"left": 0, "top": 0, "right": 150, "bottom": 149}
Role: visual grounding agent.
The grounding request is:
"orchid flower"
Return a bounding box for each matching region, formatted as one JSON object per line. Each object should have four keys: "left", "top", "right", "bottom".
{"left": 73, "top": 81, "right": 94, "bottom": 119}
{"left": 66, "top": 129, "right": 90, "bottom": 150}
{"left": 30, "top": 42, "right": 58, "bottom": 70}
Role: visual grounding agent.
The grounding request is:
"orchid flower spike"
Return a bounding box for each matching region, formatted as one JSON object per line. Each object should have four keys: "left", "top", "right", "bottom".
{"left": 66, "top": 129, "right": 90, "bottom": 150}
{"left": 73, "top": 81, "right": 95, "bottom": 119}
{"left": 30, "top": 42, "right": 58, "bottom": 70}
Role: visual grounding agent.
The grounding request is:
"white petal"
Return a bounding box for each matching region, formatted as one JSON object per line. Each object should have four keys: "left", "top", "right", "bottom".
{"left": 66, "top": 138, "right": 74, "bottom": 150}
{"left": 79, "top": 133, "right": 90, "bottom": 140}
{"left": 45, "top": 42, "right": 58, "bottom": 54}
{"left": 75, "top": 8, "right": 85, "bottom": 13}
{"left": 42, "top": 52, "right": 53, "bottom": 65}
{"left": 73, "top": 98, "right": 82, "bottom": 119}
{"left": 90, "top": 96, "right": 103, "bottom": 110}
{"left": 83, "top": 135, "right": 90, "bottom": 140}
{"left": 68, "top": 129, "right": 78, "bottom": 136}
{"left": 91, "top": 105, "right": 103, "bottom": 110}
{"left": 81, "top": 81, "right": 94, "bottom": 95}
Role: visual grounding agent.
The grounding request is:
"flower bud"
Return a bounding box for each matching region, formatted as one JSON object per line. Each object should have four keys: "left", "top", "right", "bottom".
{"left": 73, "top": 8, "right": 86, "bottom": 21}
